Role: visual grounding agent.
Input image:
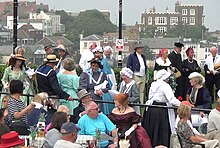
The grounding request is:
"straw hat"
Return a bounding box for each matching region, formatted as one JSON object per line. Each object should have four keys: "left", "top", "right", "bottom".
{"left": 14, "top": 54, "right": 26, "bottom": 61}
{"left": 44, "top": 54, "right": 59, "bottom": 63}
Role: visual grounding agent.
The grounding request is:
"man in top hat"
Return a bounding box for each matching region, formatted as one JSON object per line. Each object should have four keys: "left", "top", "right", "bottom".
{"left": 127, "top": 42, "right": 147, "bottom": 104}
{"left": 36, "top": 54, "right": 73, "bottom": 102}
{"left": 44, "top": 44, "right": 54, "bottom": 55}
{"left": 72, "top": 89, "right": 92, "bottom": 124}
{"left": 79, "top": 42, "right": 96, "bottom": 72}
{"left": 168, "top": 42, "right": 184, "bottom": 99}
{"left": 204, "top": 46, "right": 220, "bottom": 102}
{"left": 54, "top": 122, "right": 82, "bottom": 148}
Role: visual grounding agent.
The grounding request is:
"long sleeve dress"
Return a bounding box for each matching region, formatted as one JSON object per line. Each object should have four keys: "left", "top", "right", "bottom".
{"left": 142, "top": 79, "right": 180, "bottom": 148}
{"left": 109, "top": 112, "right": 152, "bottom": 148}
{"left": 78, "top": 69, "right": 110, "bottom": 112}
{"left": 1, "top": 66, "right": 32, "bottom": 106}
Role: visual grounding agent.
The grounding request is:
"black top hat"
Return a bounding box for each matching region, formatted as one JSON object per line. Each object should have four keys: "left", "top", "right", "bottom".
{"left": 174, "top": 42, "right": 184, "bottom": 48}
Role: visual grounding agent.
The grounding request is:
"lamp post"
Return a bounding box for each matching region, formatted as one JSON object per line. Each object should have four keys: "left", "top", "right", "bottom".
{"left": 117, "top": 0, "right": 123, "bottom": 68}
{"left": 13, "top": 0, "right": 18, "bottom": 54}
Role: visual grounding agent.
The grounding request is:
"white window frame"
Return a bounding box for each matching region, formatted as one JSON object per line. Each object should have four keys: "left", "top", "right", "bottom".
{"left": 182, "top": 9, "right": 187, "bottom": 15}
{"left": 189, "top": 17, "right": 195, "bottom": 25}
{"left": 190, "top": 9, "right": 195, "bottom": 15}
{"left": 83, "top": 42, "right": 87, "bottom": 48}
{"left": 148, "top": 17, "right": 152, "bottom": 25}
{"left": 157, "top": 27, "right": 167, "bottom": 33}
{"left": 182, "top": 17, "right": 187, "bottom": 24}
{"left": 170, "top": 17, "right": 178, "bottom": 25}
{"left": 155, "top": 17, "right": 167, "bottom": 25}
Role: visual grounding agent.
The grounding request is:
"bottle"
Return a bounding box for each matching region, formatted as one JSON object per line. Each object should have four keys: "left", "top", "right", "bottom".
{"left": 37, "top": 123, "right": 45, "bottom": 137}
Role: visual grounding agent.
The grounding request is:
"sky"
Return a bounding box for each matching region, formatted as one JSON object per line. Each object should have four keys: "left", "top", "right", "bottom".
{"left": 30, "top": 0, "right": 220, "bottom": 31}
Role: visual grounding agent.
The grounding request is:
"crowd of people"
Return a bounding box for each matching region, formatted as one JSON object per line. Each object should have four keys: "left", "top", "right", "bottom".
{"left": 0, "top": 41, "right": 220, "bottom": 148}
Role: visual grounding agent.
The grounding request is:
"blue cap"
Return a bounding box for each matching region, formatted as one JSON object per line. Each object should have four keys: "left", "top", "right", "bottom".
{"left": 60, "top": 122, "right": 80, "bottom": 134}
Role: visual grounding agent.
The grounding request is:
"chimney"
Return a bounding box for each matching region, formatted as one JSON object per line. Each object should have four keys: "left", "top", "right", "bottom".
{"left": 152, "top": 6, "right": 156, "bottom": 12}
{"left": 79, "top": 34, "right": 83, "bottom": 39}
{"left": 166, "top": 6, "right": 169, "bottom": 12}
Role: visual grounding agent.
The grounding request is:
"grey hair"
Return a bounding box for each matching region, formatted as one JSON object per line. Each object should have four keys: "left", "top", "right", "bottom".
{"left": 62, "top": 58, "right": 76, "bottom": 71}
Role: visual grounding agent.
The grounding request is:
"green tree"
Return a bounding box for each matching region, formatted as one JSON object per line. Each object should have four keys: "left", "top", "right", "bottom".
{"left": 66, "top": 9, "right": 116, "bottom": 43}
{"left": 141, "top": 26, "right": 157, "bottom": 38}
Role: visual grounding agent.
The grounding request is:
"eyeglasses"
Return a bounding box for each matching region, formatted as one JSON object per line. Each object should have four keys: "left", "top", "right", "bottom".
{"left": 90, "top": 108, "right": 99, "bottom": 111}
{"left": 2, "top": 100, "right": 8, "bottom": 103}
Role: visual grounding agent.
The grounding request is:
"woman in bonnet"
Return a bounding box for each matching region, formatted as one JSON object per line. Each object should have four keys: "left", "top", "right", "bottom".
{"left": 142, "top": 69, "right": 180, "bottom": 148}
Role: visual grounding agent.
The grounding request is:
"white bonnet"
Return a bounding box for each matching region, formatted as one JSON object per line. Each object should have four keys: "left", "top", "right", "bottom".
{"left": 92, "top": 46, "right": 103, "bottom": 53}
{"left": 155, "top": 69, "right": 171, "bottom": 80}
{"left": 120, "top": 67, "right": 133, "bottom": 79}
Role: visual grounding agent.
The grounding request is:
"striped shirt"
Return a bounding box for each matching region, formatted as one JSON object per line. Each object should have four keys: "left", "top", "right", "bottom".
{"left": 8, "top": 97, "right": 27, "bottom": 125}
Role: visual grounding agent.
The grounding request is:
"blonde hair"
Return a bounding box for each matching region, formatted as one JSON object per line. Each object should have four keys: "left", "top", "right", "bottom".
{"left": 58, "top": 105, "right": 69, "bottom": 113}
{"left": 177, "top": 104, "right": 191, "bottom": 119}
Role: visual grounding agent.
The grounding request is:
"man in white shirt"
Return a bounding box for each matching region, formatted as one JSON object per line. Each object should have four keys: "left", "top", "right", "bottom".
{"left": 127, "top": 42, "right": 147, "bottom": 104}
{"left": 204, "top": 46, "right": 220, "bottom": 102}
{"left": 79, "top": 42, "right": 96, "bottom": 71}
{"left": 54, "top": 122, "right": 82, "bottom": 148}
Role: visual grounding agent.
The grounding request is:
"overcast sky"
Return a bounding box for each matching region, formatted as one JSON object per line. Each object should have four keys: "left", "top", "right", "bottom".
{"left": 34, "top": 0, "right": 219, "bottom": 31}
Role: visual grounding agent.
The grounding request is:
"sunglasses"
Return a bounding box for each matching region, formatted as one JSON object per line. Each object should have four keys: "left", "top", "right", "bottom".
{"left": 90, "top": 107, "right": 99, "bottom": 111}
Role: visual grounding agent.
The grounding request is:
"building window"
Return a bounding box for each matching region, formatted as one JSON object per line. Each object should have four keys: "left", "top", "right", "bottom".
{"left": 182, "top": 17, "right": 187, "bottom": 24}
{"left": 104, "top": 38, "right": 108, "bottom": 43}
{"left": 190, "top": 9, "right": 195, "bottom": 15}
{"left": 124, "top": 38, "right": 128, "bottom": 43}
{"left": 189, "top": 17, "right": 195, "bottom": 25}
{"left": 170, "top": 17, "right": 178, "bottom": 25}
{"left": 148, "top": 17, "right": 152, "bottom": 25}
{"left": 157, "top": 27, "right": 167, "bottom": 33}
{"left": 155, "top": 17, "right": 167, "bottom": 25}
{"left": 83, "top": 42, "right": 87, "bottom": 48}
{"left": 182, "top": 9, "right": 187, "bottom": 15}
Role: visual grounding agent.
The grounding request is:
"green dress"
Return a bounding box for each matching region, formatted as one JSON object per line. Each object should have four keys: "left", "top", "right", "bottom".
{"left": 1, "top": 66, "right": 32, "bottom": 106}
{"left": 57, "top": 72, "right": 79, "bottom": 115}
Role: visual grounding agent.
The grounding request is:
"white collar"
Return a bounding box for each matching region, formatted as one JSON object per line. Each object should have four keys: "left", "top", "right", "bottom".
{"left": 156, "top": 57, "right": 171, "bottom": 66}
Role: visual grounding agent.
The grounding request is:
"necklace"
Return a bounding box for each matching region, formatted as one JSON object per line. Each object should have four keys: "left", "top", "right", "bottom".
{"left": 118, "top": 107, "right": 126, "bottom": 113}
{"left": 188, "top": 59, "right": 193, "bottom": 64}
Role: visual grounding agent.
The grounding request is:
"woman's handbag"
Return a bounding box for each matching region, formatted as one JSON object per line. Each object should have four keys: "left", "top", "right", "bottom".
{"left": 174, "top": 68, "right": 182, "bottom": 78}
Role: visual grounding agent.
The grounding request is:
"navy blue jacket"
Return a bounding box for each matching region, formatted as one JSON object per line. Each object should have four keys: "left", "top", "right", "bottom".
{"left": 127, "top": 52, "right": 147, "bottom": 73}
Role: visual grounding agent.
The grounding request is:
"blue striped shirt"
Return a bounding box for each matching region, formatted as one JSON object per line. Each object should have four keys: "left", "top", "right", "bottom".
{"left": 8, "top": 97, "right": 27, "bottom": 125}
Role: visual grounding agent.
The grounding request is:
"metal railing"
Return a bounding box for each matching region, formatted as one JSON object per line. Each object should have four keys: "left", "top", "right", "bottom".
{"left": 0, "top": 91, "right": 212, "bottom": 113}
